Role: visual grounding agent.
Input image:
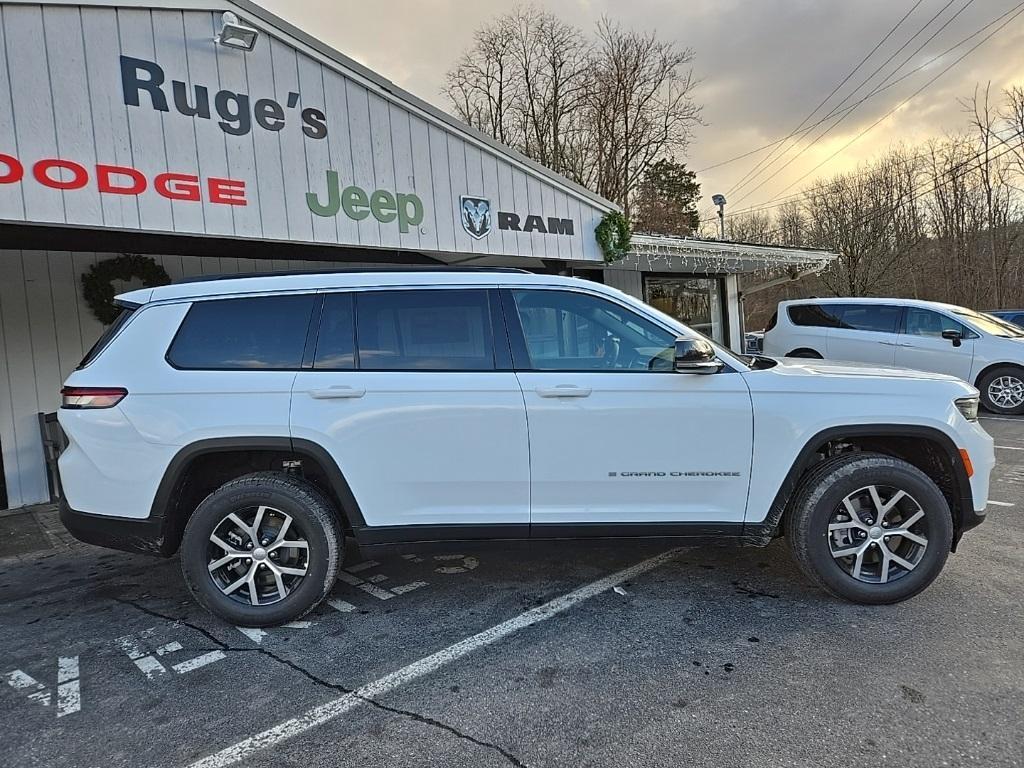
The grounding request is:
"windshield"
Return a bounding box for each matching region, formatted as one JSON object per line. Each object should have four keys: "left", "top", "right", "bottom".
{"left": 954, "top": 308, "right": 1024, "bottom": 338}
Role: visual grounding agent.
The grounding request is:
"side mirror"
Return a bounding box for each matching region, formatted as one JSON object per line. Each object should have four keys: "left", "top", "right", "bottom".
{"left": 674, "top": 338, "right": 724, "bottom": 374}
{"left": 941, "top": 329, "right": 962, "bottom": 347}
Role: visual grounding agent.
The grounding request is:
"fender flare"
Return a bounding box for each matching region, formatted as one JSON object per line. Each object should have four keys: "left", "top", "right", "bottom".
{"left": 744, "top": 423, "right": 973, "bottom": 546}
{"left": 150, "top": 437, "right": 367, "bottom": 553}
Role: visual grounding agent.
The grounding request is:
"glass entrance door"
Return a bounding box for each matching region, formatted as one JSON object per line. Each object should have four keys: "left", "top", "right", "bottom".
{"left": 643, "top": 275, "right": 726, "bottom": 345}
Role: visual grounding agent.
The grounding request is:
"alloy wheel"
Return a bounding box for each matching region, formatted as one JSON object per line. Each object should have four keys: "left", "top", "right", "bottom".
{"left": 206, "top": 505, "right": 309, "bottom": 606}
{"left": 827, "top": 485, "right": 929, "bottom": 585}
{"left": 988, "top": 375, "right": 1024, "bottom": 409}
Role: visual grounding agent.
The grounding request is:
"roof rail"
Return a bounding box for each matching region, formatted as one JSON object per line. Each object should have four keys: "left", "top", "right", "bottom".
{"left": 171, "top": 265, "right": 532, "bottom": 285}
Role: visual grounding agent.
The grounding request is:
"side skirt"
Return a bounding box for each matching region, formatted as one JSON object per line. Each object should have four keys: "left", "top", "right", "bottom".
{"left": 353, "top": 522, "right": 749, "bottom": 554}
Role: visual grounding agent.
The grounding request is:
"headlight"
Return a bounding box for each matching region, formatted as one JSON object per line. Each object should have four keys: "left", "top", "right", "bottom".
{"left": 955, "top": 396, "right": 979, "bottom": 422}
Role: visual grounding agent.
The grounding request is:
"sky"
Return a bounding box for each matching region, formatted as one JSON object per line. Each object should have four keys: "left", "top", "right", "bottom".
{"left": 259, "top": 0, "right": 1024, "bottom": 220}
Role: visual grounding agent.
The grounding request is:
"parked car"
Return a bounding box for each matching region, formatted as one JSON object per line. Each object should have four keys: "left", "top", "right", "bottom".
{"left": 985, "top": 309, "right": 1024, "bottom": 328}
{"left": 59, "top": 270, "right": 992, "bottom": 626}
{"left": 744, "top": 331, "right": 764, "bottom": 354}
{"left": 763, "top": 297, "right": 1024, "bottom": 415}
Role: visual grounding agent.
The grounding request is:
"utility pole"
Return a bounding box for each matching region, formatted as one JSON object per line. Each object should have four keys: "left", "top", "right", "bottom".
{"left": 712, "top": 193, "right": 727, "bottom": 240}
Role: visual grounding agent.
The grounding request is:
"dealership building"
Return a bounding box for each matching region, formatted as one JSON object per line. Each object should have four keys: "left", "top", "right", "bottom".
{"left": 0, "top": 0, "right": 837, "bottom": 509}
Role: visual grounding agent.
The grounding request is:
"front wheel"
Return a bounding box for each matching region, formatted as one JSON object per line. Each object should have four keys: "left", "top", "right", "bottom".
{"left": 787, "top": 453, "right": 952, "bottom": 604}
{"left": 978, "top": 366, "right": 1024, "bottom": 415}
{"left": 181, "top": 472, "right": 342, "bottom": 627}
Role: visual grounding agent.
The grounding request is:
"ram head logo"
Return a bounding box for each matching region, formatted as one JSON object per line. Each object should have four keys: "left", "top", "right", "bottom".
{"left": 460, "top": 195, "right": 492, "bottom": 239}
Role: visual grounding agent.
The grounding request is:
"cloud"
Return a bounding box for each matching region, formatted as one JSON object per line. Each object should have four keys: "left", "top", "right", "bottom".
{"left": 259, "top": 0, "right": 1024, "bottom": 213}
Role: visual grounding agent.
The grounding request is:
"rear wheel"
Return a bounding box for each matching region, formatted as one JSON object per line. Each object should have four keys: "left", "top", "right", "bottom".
{"left": 181, "top": 472, "right": 342, "bottom": 626}
{"left": 978, "top": 366, "right": 1024, "bottom": 415}
{"left": 787, "top": 453, "right": 952, "bottom": 604}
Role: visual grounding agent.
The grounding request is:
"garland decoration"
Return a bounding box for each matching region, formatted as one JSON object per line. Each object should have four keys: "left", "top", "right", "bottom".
{"left": 82, "top": 254, "right": 171, "bottom": 324}
{"left": 595, "top": 210, "right": 632, "bottom": 263}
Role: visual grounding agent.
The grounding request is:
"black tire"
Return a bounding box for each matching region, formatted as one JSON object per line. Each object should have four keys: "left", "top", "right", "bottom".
{"left": 977, "top": 366, "right": 1024, "bottom": 415}
{"left": 786, "top": 348, "right": 823, "bottom": 359}
{"left": 787, "top": 452, "right": 952, "bottom": 605}
{"left": 181, "top": 472, "right": 342, "bottom": 627}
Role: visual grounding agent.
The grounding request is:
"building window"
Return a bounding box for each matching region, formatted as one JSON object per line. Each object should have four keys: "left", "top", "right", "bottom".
{"left": 643, "top": 275, "right": 726, "bottom": 344}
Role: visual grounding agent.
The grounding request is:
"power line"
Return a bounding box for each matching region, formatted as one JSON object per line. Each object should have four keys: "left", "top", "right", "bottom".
{"left": 726, "top": 138, "right": 1021, "bottom": 243}
{"left": 744, "top": 1, "right": 1024, "bottom": 208}
{"left": 710, "top": 126, "right": 1021, "bottom": 222}
{"left": 729, "top": 0, "right": 975, "bottom": 205}
{"left": 694, "top": 0, "right": 1019, "bottom": 177}
{"left": 720, "top": 0, "right": 927, "bottom": 198}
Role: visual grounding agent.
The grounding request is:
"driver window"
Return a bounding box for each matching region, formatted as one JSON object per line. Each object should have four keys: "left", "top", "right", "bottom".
{"left": 904, "top": 308, "right": 968, "bottom": 338}
{"left": 511, "top": 289, "right": 676, "bottom": 371}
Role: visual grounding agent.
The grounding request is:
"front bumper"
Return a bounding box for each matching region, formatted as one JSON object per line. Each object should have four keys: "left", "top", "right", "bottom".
{"left": 60, "top": 497, "right": 169, "bottom": 556}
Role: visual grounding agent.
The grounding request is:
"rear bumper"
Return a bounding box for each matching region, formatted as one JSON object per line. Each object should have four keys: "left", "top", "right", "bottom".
{"left": 59, "top": 497, "right": 169, "bottom": 556}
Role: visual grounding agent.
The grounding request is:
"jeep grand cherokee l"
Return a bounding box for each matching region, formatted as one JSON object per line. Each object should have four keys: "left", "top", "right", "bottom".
{"left": 59, "top": 270, "right": 993, "bottom": 626}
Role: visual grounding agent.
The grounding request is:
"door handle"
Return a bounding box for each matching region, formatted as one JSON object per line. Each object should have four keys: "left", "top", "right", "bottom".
{"left": 309, "top": 386, "right": 366, "bottom": 399}
{"left": 536, "top": 385, "right": 592, "bottom": 398}
{"left": 878, "top": 340, "right": 897, "bottom": 346}
{"left": 896, "top": 342, "right": 916, "bottom": 348}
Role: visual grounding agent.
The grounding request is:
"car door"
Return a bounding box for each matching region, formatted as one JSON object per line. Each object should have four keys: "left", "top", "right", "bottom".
{"left": 504, "top": 287, "right": 754, "bottom": 529}
{"left": 895, "top": 306, "right": 975, "bottom": 380}
{"left": 825, "top": 303, "right": 902, "bottom": 366}
{"left": 290, "top": 287, "right": 530, "bottom": 533}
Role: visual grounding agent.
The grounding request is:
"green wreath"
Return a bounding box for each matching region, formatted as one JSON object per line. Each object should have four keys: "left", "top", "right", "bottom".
{"left": 82, "top": 255, "right": 171, "bottom": 324}
{"left": 595, "top": 210, "right": 632, "bottom": 263}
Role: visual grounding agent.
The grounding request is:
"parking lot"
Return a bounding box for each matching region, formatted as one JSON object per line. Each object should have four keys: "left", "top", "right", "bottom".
{"left": 1, "top": 417, "right": 1022, "bottom": 768}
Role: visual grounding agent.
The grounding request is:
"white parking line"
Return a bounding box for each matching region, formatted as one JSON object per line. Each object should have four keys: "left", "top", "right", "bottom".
{"left": 995, "top": 445, "right": 1024, "bottom": 451}
{"left": 171, "top": 651, "right": 225, "bottom": 675}
{"left": 185, "top": 548, "right": 682, "bottom": 768}
{"left": 357, "top": 583, "right": 394, "bottom": 601}
{"left": 980, "top": 416, "right": 1024, "bottom": 422}
{"left": 987, "top": 500, "right": 1015, "bottom": 507}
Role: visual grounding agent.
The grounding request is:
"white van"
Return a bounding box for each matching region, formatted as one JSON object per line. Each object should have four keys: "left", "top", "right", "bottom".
{"left": 763, "top": 298, "right": 1024, "bottom": 414}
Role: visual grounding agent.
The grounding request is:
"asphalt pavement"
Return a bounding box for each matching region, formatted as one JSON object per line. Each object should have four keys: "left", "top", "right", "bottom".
{"left": 2, "top": 416, "right": 1022, "bottom": 767}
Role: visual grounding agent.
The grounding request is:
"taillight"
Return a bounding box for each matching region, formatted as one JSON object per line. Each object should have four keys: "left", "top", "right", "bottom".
{"left": 61, "top": 387, "right": 128, "bottom": 409}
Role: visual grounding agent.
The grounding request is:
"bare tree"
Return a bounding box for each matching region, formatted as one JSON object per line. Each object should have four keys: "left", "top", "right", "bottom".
{"left": 586, "top": 18, "right": 701, "bottom": 213}
{"left": 444, "top": 6, "right": 701, "bottom": 213}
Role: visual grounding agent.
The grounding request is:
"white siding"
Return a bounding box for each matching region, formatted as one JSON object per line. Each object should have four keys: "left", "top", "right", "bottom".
{"left": 0, "top": 248, "right": 358, "bottom": 509}
{"left": 0, "top": 4, "right": 607, "bottom": 260}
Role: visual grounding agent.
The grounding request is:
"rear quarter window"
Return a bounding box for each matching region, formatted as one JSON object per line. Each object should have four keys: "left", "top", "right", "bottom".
{"left": 167, "top": 294, "right": 315, "bottom": 370}
{"left": 77, "top": 307, "right": 135, "bottom": 368}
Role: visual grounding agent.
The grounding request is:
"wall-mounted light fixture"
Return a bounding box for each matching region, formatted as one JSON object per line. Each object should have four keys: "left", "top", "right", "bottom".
{"left": 215, "top": 12, "right": 259, "bottom": 51}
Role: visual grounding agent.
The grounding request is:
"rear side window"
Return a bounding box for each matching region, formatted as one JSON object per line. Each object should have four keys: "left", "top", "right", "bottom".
{"left": 834, "top": 304, "right": 901, "bottom": 333}
{"left": 355, "top": 289, "right": 494, "bottom": 370}
{"left": 167, "top": 294, "right": 315, "bottom": 370}
{"left": 765, "top": 311, "right": 777, "bottom": 332}
{"left": 78, "top": 307, "right": 135, "bottom": 368}
{"left": 788, "top": 304, "right": 840, "bottom": 328}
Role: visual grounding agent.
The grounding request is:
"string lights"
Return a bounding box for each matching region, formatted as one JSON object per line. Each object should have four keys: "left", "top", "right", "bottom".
{"left": 621, "top": 234, "right": 838, "bottom": 279}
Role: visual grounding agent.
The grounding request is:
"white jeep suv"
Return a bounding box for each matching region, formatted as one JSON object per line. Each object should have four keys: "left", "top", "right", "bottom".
{"left": 763, "top": 297, "right": 1024, "bottom": 414}
{"left": 59, "top": 270, "right": 993, "bottom": 626}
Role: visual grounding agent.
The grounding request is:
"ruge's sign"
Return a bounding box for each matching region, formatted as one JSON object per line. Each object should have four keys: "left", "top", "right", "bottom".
{"left": 0, "top": 5, "right": 603, "bottom": 260}
{"left": 120, "top": 56, "right": 328, "bottom": 139}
